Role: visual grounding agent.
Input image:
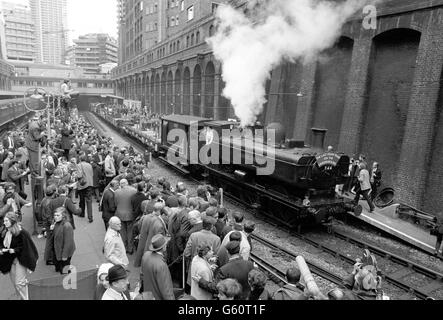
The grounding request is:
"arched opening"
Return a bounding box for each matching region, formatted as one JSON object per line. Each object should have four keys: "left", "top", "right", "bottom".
{"left": 209, "top": 25, "right": 214, "bottom": 37}
{"left": 161, "top": 72, "right": 167, "bottom": 114}
{"left": 175, "top": 69, "right": 182, "bottom": 114}
{"left": 155, "top": 73, "right": 160, "bottom": 113}
{"left": 196, "top": 31, "right": 200, "bottom": 43}
{"left": 183, "top": 67, "right": 191, "bottom": 115}
{"left": 150, "top": 74, "right": 155, "bottom": 112}
{"left": 360, "top": 28, "right": 421, "bottom": 187}
{"left": 204, "top": 62, "right": 215, "bottom": 119}
{"left": 193, "top": 64, "right": 202, "bottom": 116}
{"left": 311, "top": 36, "right": 354, "bottom": 146}
{"left": 145, "top": 75, "right": 150, "bottom": 107}
{"left": 167, "top": 71, "right": 174, "bottom": 114}
{"left": 191, "top": 33, "right": 195, "bottom": 46}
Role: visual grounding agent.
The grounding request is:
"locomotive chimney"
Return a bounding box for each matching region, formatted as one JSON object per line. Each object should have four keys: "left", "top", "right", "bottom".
{"left": 311, "top": 128, "right": 328, "bottom": 150}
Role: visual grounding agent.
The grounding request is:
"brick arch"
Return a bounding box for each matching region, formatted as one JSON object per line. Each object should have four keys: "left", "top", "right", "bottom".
{"left": 145, "top": 75, "right": 150, "bottom": 105}
{"left": 161, "top": 71, "right": 167, "bottom": 114}
{"left": 193, "top": 64, "right": 202, "bottom": 116}
{"left": 150, "top": 74, "right": 155, "bottom": 112}
{"left": 360, "top": 28, "right": 421, "bottom": 188}
{"left": 175, "top": 69, "right": 182, "bottom": 114}
{"left": 183, "top": 67, "right": 191, "bottom": 115}
{"left": 155, "top": 73, "right": 160, "bottom": 113}
{"left": 204, "top": 61, "right": 216, "bottom": 119}
{"left": 374, "top": 24, "right": 423, "bottom": 38}
{"left": 167, "top": 70, "right": 174, "bottom": 114}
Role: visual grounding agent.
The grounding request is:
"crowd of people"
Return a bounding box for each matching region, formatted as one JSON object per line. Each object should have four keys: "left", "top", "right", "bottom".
{"left": 3, "top": 104, "right": 440, "bottom": 300}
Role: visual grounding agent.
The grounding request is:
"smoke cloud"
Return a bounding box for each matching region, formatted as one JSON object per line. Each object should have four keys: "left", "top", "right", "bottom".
{"left": 208, "top": 0, "right": 374, "bottom": 127}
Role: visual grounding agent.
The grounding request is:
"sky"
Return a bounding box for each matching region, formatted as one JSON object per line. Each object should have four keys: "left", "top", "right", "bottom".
{"left": 6, "top": 0, "right": 118, "bottom": 44}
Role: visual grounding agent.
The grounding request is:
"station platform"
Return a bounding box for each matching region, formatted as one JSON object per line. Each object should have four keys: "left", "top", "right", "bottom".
{"left": 345, "top": 194, "right": 437, "bottom": 255}
{"left": 0, "top": 126, "right": 141, "bottom": 300}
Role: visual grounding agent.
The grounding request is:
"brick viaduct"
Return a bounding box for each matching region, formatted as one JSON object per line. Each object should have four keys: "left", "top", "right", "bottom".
{"left": 112, "top": 0, "right": 443, "bottom": 216}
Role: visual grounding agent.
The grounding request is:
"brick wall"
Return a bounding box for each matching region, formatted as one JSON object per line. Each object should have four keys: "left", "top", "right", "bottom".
{"left": 397, "top": 10, "right": 443, "bottom": 213}
{"left": 311, "top": 37, "right": 353, "bottom": 149}
{"left": 360, "top": 29, "right": 420, "bottom": 188}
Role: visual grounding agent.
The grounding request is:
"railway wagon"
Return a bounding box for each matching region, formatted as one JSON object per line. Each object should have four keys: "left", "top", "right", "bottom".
{"left": 0, "top": 98, "right": 32, "bottom": 128}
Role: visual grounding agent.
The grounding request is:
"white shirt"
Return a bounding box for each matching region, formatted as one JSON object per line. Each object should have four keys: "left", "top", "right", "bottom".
{"left": 102, "top": 287, "right": 128, "bottom": 300}
{"left": 358, "top": 169, "right": 371, "bottom": 191}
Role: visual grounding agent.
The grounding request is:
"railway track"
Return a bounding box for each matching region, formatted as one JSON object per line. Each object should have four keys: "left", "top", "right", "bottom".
{"left": 88, "top": 111, "right": 443, "bottom": 300}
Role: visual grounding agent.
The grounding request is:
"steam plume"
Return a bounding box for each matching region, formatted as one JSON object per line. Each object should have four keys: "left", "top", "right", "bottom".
{"left": 208, "top": 0, "right": 374, "bottom": 127}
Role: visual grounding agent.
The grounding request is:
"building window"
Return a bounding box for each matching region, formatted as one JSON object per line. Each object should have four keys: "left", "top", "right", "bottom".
{"left": 191, "top": 33, "right": 194, "bottom": 46}
{"left": 186, "top": 35, "right": 189, "bottom": 47}
{"left": 171, "top": 17, "right": 175, "bottom": 26}
{"left": 187, "top": 5, "right": 194, "bottom": 20}
{"left": 177, "top": 40, "right": 180, "bottom": 50}
{"left": 140, "top": 1, "right": 143, "bottom": 11}
{"left": 196, "top": 31, "right": 200, "bottom": 43}
{"left": 209, "top": 25, "right": 214, "bottom": 36}
{"left": 173, "top": 42, "right": 176, "bottom": 52}
{"left": 181, "top": 0, "right": 185, "bottom": 11}
{"left": 154, "top": 3, "right": 158, "bottom": 12}
{"left": 154, "top": 23, "right": 158, "bottom": 30}
{"left": 176, "top": 15, "right": 179, "bottom": 25}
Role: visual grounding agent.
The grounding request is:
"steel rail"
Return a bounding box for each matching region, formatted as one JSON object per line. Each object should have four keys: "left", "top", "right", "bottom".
{"left": 226, "top": 195, "right": 436, "bottom": 300}
{"left": 249, "top": 253, "right": 288, "bottom": 286}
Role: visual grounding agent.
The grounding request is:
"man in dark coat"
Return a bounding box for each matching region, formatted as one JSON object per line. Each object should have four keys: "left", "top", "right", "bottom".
{"left": 141, "top": 234, "right": 175, "bottom": 300}
{"left": 131, "top": 182, "right": 148, "bottom": 220}
{"left": 25, "top": 117, "right": 45, "bottom": 177}
{"left": 77, "top": 156, "right": 94, "bottom": 223}
{"left": 101, "top": 181, "right": 118, "bottom": 231}
{"left": 6, "top": 160, "right": 29, "bottom": 195}
{"left": 61, "top": 123, "right": 74, "bottom": 159}
{"left": 196, "top": 241, "right": 255, "bottom": 300}
{"left": 114, "top": 179, "right": 137, "bottom": 254}
{"left": 370, "top": 162, "right": 382, "bottom": 201}
{"left": 166, "top": 196, "right": 190, "bottom": 285}
{"left": 134, "top": 202, "right": 167, "bottom": 268}
{"left": 3, "top": 131, "right": 15, "bottom": 152}
{"left": 272, "top": 267, "right": 309, "bottom": 300}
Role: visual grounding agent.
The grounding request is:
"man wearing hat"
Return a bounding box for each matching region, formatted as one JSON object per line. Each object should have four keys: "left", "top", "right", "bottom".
{"left": 141, "top": 234, "right": 175, "bottom": 300}
{"left": 101, "top": 265, "right": 131, "bottom": 300}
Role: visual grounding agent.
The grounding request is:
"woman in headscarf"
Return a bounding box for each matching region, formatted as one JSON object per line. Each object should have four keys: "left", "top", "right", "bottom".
{"left": 0, "top": 212, "right": 38, "bottom": 300}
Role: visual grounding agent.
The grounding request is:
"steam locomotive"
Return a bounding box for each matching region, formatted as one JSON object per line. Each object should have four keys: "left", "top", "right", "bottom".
{"left": 95, "top": 110, "right": 354, "bottom": 228}
{"left": 157, "top": 115, "right": 353, "bottom": 228}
